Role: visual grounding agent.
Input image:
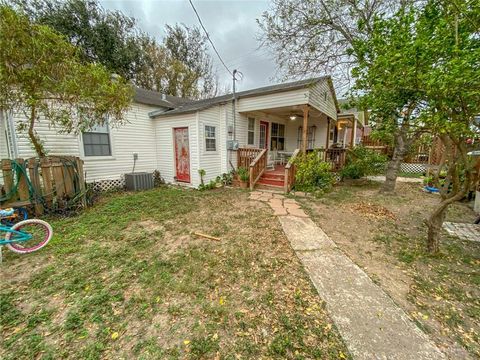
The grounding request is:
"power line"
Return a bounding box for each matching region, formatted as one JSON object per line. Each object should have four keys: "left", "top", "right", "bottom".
{"left": 188, "top": 0, "right": 233, "bottom": 77}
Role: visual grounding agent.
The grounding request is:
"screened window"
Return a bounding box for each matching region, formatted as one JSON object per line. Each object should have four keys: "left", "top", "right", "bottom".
{"left": 83, "top": 123, "right": 111, "bottom": 156}
{"left": 297, "top": 126, "right": 316, "bottom": 149}
{"left": 270, "top": 123, "right": 285, "bottom": 151}
{"left": 247, "top": 117, "right": 255, "bottom": 145}
{"left": 205, "top": 125, "right": 216, "bottom": 151}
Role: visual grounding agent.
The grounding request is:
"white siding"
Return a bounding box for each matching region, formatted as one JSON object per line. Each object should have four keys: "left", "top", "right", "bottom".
{"left": 285, "top": 113, "right": 329, "bottom": 150}
{"left": 154, "top": 113, "right": 200, "bottom": 187}
{"left": 198, "top": 106, "right": 225, "bottom": 183}
{"left": 308, "top": 80, "right": 338, "bottom": 120}
{"left": 14, "top": 111, "right": 80, "bottom": 158}
{"left": 237, "top": 88, "right": 309, "bottom": 113}
{"left": 9, "top": 103, "right": 161, "bottom": 182}
{"left": 82, "top": 103, "right": 159, "bottom": 182}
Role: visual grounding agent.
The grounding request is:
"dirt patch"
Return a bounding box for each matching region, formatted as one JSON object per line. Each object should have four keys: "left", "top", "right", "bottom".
{"left": 301, "top": 182, "right": 479, "bottom": 359}
{"left": 348, "top": 201, "right": 396, "bottom": 221}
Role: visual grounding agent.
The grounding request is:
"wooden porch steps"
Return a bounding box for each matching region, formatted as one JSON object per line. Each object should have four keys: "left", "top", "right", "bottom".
{"left": 256, "top": 166, "right": 286, "bottom": 189}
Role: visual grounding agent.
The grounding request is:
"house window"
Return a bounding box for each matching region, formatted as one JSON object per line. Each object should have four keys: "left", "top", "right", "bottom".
{"left": 297, "top": 126, "right": 316, "bottom": 149}
{"left": 247, "top": 117, "right": 255, "bottom": 145}
{"left": 205, "top": 125, "right": 216, "bottom": 151}
{"left": 83, "top": 123, "right": 111, "bottom": 156}
{"left": 270, "top": 122, "right": 285, "bottom": 151}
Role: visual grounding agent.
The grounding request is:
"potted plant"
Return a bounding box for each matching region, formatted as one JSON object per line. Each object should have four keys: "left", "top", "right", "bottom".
{"left": 237, "top": 167, "right": 249, "bottom": 189}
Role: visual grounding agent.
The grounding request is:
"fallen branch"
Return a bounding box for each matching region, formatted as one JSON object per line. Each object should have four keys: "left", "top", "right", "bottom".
{"left": 192, "top": 232, "right": 221, "bottom": 241}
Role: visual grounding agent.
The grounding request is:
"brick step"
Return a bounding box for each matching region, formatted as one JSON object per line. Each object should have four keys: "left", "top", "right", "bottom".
{"left": 257, "top": 177, "right": 285, "bottom": 187}
{"left": 262, "top": 172, "right": 285, "bottom": 181}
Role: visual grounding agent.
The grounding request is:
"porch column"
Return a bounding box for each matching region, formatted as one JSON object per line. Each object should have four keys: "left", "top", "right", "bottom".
{"left": 325, "top": 118, "right": 330, "bottom": 150}
{"left": 302, "top": 105, "right": 309, "bottom": 154}
{"left": 352, "top": 117, "right": 358, "bottom": 147}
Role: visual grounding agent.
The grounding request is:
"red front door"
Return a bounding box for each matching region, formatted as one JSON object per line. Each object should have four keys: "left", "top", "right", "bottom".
{"left": 173, "top": 127, "right": 190, "bottom": 183}
{"left": 259, "top": 121, "right": 269, "bottom": 149}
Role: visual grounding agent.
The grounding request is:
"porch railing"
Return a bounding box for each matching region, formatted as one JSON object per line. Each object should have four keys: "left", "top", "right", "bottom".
{"left": 317, "top": 148, "right": 348, "bottom": 172}
{"left": 249, "top": 149, "right": 267, "bottom": 190}
{"left": 237, "top": 147, "right": 263, "bottom": 169}
{"left": 284, "top": 149, "right": 300, "bottom": 193}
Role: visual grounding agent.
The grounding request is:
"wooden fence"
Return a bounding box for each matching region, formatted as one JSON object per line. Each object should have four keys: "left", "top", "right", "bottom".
{"left": 0, "top": 156, "right": 86, "bottom": 215}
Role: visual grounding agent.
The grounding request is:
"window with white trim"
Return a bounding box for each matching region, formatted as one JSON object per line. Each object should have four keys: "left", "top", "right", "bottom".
{"left": 205, "top": 125, "right": 216, "bottom": 151}
{"left": 270, "top": 122, "right": 285, "bottom": 150}
{"left": 247, "top": 117, "right": 255, "bottom": 145}
{"left": 83, "top": 123, "right": 112, "bottom": 156}
{"left": 297, "top": 126, "right": 316, "bottom": 150}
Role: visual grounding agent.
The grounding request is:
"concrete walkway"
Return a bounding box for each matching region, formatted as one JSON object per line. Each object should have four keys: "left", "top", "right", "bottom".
{"left": 250, "top": 191, "right": 445, "bottom": 360}
{"left": 367, "top": 175, "right": 423, "bottom": 183}
{"left": 443, "top": 222, "right": 480, "bottom": 242}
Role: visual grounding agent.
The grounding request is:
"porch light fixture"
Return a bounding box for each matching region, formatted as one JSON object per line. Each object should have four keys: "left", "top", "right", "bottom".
{"left": 289, "top": 115, "right": 297, "bottom": 121}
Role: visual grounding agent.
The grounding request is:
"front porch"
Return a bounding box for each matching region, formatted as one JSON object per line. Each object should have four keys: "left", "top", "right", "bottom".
{"left": 237, "top": 146, "right": 349, "bottom": 192}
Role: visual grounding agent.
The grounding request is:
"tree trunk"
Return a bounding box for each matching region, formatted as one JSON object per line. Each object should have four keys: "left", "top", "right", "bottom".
{"left": 426, "top": 205, "right": 447, "bottom": 254}
{"left": 380, "top": 131, "right": 406, "bottom": 193}
{"left": 28, "top": 106, "right": 46, "bottom": 157}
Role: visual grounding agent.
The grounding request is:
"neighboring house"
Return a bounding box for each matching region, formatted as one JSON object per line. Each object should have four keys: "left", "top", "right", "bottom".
{"left": 1, "top": 76, "right": 347, "bottom": 190}
{"left": 337, "top": 99, "right": 367, "bottom": 147}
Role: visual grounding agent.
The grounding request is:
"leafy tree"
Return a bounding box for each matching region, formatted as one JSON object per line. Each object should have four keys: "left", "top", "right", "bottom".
{"left": 13, "top": 0, "right": 150, "bottom": 82}
{"left": 349, "top": 6, "right": 430, "bottom": 193}
{"left": 162, "top": 24, "right": 218, "bottom": 99}
{"left": 0, "top": 5, "right": 133, "bottom": 157}
{"left": 418, "top": 0, "right": 480, "bottom": 252}
{"left": 14, "top": 0, "right": 219, "bottom": 99}
{"left": 352, "top": 0, "right": 480, "bottom": 252}
{"left": 259, "top": 0, "right": 418, "bottom": 192}
{"left": 258, "top": 0, "right": 409, "bottom": 87}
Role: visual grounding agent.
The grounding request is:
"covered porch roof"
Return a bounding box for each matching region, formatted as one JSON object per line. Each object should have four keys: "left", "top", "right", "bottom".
{"left": 240, "top": 104, "right": 330, "bottom": 123}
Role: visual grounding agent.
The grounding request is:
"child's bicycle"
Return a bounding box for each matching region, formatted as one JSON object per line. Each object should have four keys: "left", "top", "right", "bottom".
{"left": 0, "top": 208, "right": 53, "bottom": 256}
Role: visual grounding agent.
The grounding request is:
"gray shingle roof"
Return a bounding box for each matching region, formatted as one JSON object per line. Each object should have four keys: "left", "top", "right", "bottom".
{"left": 134, "top": 87, "right": 191, "bottom": 108}
{"left": 149, "top": 76, "right": 330, "bottom": 118}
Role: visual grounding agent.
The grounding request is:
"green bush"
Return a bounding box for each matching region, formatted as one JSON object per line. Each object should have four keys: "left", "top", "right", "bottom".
{"left": 294, "top": 152, "right": 335, "bottom": 193}
{"left": 340, "top": 146, "right": 387, "bottom": 179}
{"left": 237, "top": 167, "right": 249, "bottom": 182}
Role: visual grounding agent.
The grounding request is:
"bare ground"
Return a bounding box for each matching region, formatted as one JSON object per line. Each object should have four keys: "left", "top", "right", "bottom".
{"left": 300, "top": 180, "right": 479, "bottom": 359}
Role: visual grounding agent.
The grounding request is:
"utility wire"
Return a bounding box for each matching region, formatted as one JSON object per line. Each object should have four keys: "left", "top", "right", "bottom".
{"left": 188, "top": 0, "right": 234, "bottom": 77}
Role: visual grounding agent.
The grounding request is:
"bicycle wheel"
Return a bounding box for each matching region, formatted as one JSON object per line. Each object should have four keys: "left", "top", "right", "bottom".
{"left": 5, "top": 219, "right": 53, "bottom": 254}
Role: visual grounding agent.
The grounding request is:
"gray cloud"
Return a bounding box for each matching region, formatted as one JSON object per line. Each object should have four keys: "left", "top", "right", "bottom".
{"left": 100, "top": 0, "right": 279, "bottom": 92}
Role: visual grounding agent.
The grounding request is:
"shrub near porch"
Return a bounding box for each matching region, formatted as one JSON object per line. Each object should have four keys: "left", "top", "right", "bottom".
{"left": 1, "top": 187, "right": 349, "bottom": 359}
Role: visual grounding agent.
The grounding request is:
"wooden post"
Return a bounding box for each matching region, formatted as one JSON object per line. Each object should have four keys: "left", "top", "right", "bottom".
{"left": 28, "top": 158, "right": 44, "bottom": 215}
{"left": 40, "top": 157, "right": 53, "bottom": 208}
{"left": 76, "top": 157, "right": 87, "bottom": 207}
{"left": 1, "top": 159, "right": 14, "bottom": 202}
{"left": 325, "top": 118, "right": 331, "bottom": 150}
{"left": 51, "top": 157, "right": 66, "bottom": 208}
{"left": 302, "top": 105, "right": 309, "bottom": 154}
{"left": 15, "top": 158, "right": 29, "bottom": 203}
{"left": 249, "top": 165, "right": 254, "bottom": 191}
{"left": 63, "top": 157, "right": 74, "bottom": 198}
{"left": 350, "top": 116, "right": 356, "bottom": 148}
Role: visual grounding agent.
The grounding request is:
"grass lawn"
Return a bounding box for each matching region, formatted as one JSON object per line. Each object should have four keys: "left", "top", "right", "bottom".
{"left": 300, "top": 181, "right": 479, "bottom": 359}
{"left": 1, "top": 187, "right": 349, "bottom": 359}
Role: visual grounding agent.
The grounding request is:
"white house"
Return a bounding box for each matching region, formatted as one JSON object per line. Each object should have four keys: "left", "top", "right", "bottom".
{"left": 1, "top": 76, "right": 363, "bottom": 190}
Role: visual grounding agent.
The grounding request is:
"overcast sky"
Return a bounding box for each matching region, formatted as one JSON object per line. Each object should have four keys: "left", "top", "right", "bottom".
{"left": 100, "top": 0, "right": 280, "bottom": 92}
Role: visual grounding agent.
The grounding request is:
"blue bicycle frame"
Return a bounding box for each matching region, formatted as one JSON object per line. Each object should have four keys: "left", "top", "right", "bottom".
{"left": 0, "top": 224, "right": 33, "bottom": 245}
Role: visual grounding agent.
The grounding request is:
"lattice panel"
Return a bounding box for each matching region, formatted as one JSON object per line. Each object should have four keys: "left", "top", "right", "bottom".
{"left": 400, "top": 163, "right": 426, "bottom": 173}
{"left": 89, "top": 177, "right": 125, "bottom": 193}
